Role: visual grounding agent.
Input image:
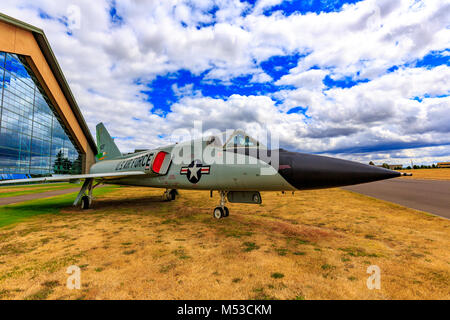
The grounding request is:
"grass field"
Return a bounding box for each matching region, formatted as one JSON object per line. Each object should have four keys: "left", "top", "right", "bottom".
{"left": 0, "top": 186, "right": 448, "bottom": 300}
{"left": 400, "top": 168, "right": 450, "bottom": 180}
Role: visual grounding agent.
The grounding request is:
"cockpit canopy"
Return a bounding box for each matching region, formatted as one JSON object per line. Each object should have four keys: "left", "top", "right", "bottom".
{"left": 223, "top": 130, "right": 263, "bottom": 149}
{"left": 205, "top": 130, "right": 265, "bottom": 149}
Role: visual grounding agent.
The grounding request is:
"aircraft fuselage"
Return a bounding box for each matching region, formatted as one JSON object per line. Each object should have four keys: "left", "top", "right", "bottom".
{"left": 89, "top": 145, "right": 400, "bottom": 192}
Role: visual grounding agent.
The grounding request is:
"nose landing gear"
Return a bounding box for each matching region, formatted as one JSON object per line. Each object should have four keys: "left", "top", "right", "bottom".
{"left": 213, "top": 191, "right": 229, "bottom": 219}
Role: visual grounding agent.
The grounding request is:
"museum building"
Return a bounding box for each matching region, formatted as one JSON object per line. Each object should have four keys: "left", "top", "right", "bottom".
{"left": 0, "top": 13, "right": 96, "bottom": 179}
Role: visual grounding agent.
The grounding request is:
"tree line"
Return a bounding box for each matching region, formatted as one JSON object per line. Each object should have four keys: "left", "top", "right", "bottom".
{"left": 368, "top": 161, "right": 443, "bottom": 170}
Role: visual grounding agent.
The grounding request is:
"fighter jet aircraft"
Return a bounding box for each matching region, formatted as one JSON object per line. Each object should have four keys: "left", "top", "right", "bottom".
{"left": 0, "top": 123, "right": 410, "bottom": 219}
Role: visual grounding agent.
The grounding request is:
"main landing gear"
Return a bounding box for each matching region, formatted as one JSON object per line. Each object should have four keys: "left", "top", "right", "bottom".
{"left": 81, "top": 195, "right": 90, "bottom": 210}
{"left": 74, "top": 178, "right": 101, "bottom": 210}
{"left": 164, "top": 189, "right": 178, "bottom": 201}
{"left": 213, "top": 191, "right": 229, "bottom": 219}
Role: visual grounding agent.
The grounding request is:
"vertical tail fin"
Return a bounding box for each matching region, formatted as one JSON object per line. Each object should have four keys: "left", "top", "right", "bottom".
{"left": 96, "top": 123, "right": 122, "bottom": 161}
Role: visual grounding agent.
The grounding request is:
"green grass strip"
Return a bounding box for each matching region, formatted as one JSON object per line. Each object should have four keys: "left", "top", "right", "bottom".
{"left": 0, "top": 183, "right": 81, "bottom": 198}
{"left": 0, "top": 186, "right": 118, "bottom": 228}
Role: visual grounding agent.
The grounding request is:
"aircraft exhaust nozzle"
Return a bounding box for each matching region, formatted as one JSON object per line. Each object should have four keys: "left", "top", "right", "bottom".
{"left": 278, "top": 151, "right": 401, "bottom": 190}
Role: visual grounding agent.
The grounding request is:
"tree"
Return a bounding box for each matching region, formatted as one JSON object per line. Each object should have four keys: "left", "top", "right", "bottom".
{"left": 369, "top": 161, "right": 375, "bottom": 166}
{"left": 71, "top": 155, "right": 82, "bottom": 174}
{"left": 53, "top": 150, "right": 64, "bottom": 174}
{"left": 62, "top": 158, "right": 72, "bottom": 174}
{"left": 381, "top": 163, "right": 390, "bottom": 169}
{"left": 53, "top": 150, "right": 72, "bottom": 174}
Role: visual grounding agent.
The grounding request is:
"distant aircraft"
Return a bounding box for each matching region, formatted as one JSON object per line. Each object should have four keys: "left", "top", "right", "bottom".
{"left": 0, "top": 123, "right": 411, "bottom": 219}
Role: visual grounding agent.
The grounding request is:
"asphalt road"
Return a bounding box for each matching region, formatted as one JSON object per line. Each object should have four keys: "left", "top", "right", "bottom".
{"left": 0, "top": 188, "right": 80, "bottom": 206}
{"left": 343, "top": 179, "right": 450, "bottom": 219}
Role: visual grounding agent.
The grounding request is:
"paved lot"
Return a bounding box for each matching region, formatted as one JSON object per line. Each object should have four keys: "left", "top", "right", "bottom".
{"left": 344, "top": 178, "right": 450, "bottom": 219}
{"left": 0, "top": 188, "right": 80, "bottom": 206}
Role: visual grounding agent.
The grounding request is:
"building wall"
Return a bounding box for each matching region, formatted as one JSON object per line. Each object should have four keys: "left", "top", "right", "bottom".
{"left": 437, "top": 162, "right": 450, "bottom": 168}
{"left": 0, "top": 52, "right": 81, "bottom": 176}
{"left": 0, "top": 20, "right": 95, "bottom": 173}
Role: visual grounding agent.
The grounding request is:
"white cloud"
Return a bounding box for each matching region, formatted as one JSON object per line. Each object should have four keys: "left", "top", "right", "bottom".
{"left": 250, "top": 71, "right": 273, "bottom": 83}
{"left": 0, "top": 0, "right": 448, "bottom": 165}
{"left": 172, "top": 83, "right": 203, "bottom": 98}
{"left": 330, "top": 145, "right": 450, "bottom": 166}
{"left": 274, "top": 66, "right": 450, "bottom": 155}
{"left": 252, "top": 0, "right": 284, "bottom": 15}
{"left": 275, "top": 68, "right": 328, "bottom": 89}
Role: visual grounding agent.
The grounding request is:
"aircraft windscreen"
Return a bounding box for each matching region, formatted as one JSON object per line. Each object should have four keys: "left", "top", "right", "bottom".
{"left": 223, "top": 131, "right": 264, "bottom": 149}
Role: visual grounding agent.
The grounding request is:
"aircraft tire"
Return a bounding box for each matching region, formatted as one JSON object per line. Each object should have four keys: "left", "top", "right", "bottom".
{"left": 81, "top": 196, "right": 90, "bottom": 210}
{"left": 223, "top": 206, "right": 229, "bottom": 217}
{"left": 169, "top": 190, "right": 177, "bottom": 201}
{"left": 213, "top": 207, "right": 224, "bottom": 219}
{"left": 253, "top": 193, "right": 261, "bottom": 204}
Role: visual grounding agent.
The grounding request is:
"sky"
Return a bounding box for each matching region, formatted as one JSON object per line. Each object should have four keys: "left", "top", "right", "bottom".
{"left": 0, "top": 0, "right": 449, "bottom": 166}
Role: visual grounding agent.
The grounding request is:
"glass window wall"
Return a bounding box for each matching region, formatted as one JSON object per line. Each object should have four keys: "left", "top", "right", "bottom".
{"left": 0, "top": 52, "right": 82, "bottom": 177}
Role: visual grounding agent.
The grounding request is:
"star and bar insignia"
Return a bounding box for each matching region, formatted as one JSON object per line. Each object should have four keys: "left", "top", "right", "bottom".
{"left": 180, "top": 160, "right": 210, "bottom": 184}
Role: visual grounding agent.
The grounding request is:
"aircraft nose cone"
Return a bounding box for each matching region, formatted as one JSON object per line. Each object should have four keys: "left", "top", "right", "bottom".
{"left": 278, "top": 151, "right": 401, "bottom": 190}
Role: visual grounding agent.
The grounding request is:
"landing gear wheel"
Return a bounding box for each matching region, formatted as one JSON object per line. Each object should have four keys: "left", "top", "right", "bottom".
{"left": 223, "top": 206, "right": 229, "bottom": 217}
{"left": 253, "top": 193, "right": 261, "bottom": 204}
{"left": 81, "top": 196, "right": 90, "bottom": 210}
{"left": 169, "top": 189, "right": 177, "bottom": 201}
{"left": 213, "top": 207, "right": 224, "bottom": 219}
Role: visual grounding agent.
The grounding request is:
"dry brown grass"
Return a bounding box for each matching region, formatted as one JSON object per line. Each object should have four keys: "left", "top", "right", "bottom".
{"left": 0, "top": 186, "right": 449, "bottom": 300}
{"left": 400, "top": 168, "right": 450, "bottom": 180}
